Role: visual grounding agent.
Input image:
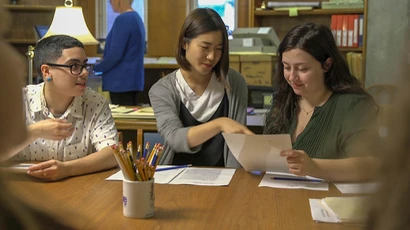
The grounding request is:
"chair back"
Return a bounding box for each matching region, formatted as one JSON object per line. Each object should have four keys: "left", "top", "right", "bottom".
{"left": 366, "top": 84, "right": 397, "bottom": 137}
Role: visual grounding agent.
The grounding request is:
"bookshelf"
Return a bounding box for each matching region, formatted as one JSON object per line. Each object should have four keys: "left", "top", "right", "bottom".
{"left": 2, "top": 1, "right": 60, "bottom": 55}
{"left": 248, "top": 0, "right": 368, "bottom": 85}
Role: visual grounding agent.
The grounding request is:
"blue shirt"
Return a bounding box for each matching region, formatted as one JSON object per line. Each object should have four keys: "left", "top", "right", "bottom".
{"left": 94, "top": 11, "right": 145, "bottom": 92}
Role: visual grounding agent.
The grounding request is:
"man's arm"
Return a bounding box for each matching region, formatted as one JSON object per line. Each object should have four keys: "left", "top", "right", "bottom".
{"left": 64, "top": 146, "right": 117, "bottom": 177}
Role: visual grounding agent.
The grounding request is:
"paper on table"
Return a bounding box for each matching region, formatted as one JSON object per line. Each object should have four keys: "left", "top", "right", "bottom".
{"left": 111, "top": 107, "right": 155, "bottom": 119}
{"left": 222, "top": 133, "right": 292, "bottom": 172}
{"left": 259, "top": 173, "right": 329, "bottom": 191}
{"left": 110, "top": 106, "right": 135, "bottom": 113}
{"left": 309, "top": 199, "right": 340, "bottom": 223}
{"left": 169, "top": 168, "right": 236, "bottom": 186}
{"left": 7, "top": 163, "right": 36, "bottom": 173}
{"left": 333, "top": 182, "right": 379, "bottom": 194}
{"left": 322, "top": 196, "right": 369, "bottom": 223}
{"left": 105, "top": 165, "right": 185, "bottom": 184}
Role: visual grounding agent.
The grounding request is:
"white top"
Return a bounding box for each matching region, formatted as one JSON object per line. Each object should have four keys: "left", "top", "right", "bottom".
{"left": 175, "top": 69, "right": 225, "bottom": 122}
{"left": 14, "top": 83, "right": 118, "bottom": 161}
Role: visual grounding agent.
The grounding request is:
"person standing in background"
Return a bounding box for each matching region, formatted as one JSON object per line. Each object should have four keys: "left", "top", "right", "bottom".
{"left": 94, "top": 0, "right": 145, "bottom": 106}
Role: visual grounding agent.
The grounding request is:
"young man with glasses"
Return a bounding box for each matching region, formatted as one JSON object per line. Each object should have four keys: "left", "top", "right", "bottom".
{"left": 8, "top": 35, "right": 119, "bottom": 181}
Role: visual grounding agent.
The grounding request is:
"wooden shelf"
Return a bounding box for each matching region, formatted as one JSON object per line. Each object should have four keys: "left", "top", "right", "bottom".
{"left": 339, "top": 47, "right": 363, "bottom": 52}
{"left": 3, "top": 4, "right": 55, "bottom": 11}
{"left": 254, "top": 8, "right": 364, "bottom": 16}
{"left": 6, "top": 39, "right": 36, "bottom": 44}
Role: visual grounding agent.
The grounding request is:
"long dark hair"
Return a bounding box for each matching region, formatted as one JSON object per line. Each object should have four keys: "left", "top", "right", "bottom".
{"left": 264, "top": 23, "right": 373, "bottom": 134}
{"left": 175, "top": 8, "right": 229, "bottom": 85}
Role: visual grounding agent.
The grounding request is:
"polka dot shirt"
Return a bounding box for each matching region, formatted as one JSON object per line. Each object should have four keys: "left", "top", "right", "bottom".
{"left": 14, "top": 83, "right": 118, "bottom": 162}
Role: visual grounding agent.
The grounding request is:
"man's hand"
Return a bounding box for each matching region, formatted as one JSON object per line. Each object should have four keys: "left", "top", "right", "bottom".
{"left": 29, "top": 119, "right": 74, "bottom": 140}
{"left": 27, "top": 160, "right": 69, "bottom": 181}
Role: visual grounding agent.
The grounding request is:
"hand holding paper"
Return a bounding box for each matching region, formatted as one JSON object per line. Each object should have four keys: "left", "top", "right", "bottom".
{"left": 280, "top": 149, "right": 319, "bottom": 176}
{"left": 222, "top": 133, "right": 292, "bottom": 172}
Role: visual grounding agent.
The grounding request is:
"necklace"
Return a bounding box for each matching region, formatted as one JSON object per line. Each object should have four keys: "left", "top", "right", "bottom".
{"left": 300, "top": 105, "right": 314, "bottom": 115}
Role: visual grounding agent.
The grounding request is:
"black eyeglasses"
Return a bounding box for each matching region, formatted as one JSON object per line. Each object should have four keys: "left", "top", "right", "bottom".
{"left": 46, "top": 63, "right": 93, "bottom": 76}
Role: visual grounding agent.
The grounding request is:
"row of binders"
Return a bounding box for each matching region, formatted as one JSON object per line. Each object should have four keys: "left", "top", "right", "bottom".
{"left": 331, "top": 14, "right": 364, "bottom": 48}
{"left": 112, "top": 141, "right": 164, "bottom": 181}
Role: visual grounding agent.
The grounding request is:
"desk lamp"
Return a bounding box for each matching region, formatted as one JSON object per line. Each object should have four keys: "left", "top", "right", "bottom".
{"left": 27, "top": 0, "right": 98, "bottom": 84}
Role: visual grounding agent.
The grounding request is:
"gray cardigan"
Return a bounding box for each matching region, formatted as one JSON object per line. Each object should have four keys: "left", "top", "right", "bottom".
{"left": 148, "top": 69, "right": 248, "bottom": 168}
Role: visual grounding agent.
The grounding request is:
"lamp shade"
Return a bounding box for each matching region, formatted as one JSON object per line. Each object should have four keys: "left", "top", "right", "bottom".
{"left": 43, "top": 6, "right": 99, "bottom": 45}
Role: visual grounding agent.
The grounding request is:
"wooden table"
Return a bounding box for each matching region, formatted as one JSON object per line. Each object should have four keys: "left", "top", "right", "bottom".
{"left": 8, "top": 169, "right": 362, "bottom": 229}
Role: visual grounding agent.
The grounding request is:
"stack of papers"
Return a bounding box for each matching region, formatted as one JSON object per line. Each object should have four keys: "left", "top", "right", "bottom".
{"left": 106, "top": 166, "right": 236, "bottom": 186}
{"left": 111, "top": 106, "right": 155, "bottom": 119}
{"left": 309, "top": 196, "right": 369, "bottom": 223}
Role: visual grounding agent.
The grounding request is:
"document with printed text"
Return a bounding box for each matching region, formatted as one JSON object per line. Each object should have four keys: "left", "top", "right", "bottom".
{"left": 222, "top": 133, "right": 292, "bottom": 172}
{"left": 106, "top": 166, "right": 235, "bottom": 186}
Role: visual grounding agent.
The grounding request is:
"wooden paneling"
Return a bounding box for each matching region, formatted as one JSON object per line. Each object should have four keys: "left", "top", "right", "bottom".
{"left": 76, "top": 0, "right": 98, "bottom": 57}
{"left": 237, "top": 0, "right": 250, "bottom": 28}
{"left": 147, "top": 0, "right": 187, "bottom": 57}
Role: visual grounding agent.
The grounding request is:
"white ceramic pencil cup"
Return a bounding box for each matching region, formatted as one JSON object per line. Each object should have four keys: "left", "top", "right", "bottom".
{"left": 122, "top": 179, "right": 155, "bottom": 218}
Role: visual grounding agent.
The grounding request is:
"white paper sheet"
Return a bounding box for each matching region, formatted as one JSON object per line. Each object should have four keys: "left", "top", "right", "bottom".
{"left": 222, "top": 133, "right": 292, "bottom": 172}
{"left": 7, "top": 163, "right": 36, "bottom": 173}
{"left": 333, "top": 182, "right": 379, "bottom": 194}
{"left": 259, "top": 173, "right": 329, "bottom": 191}
{"left": 105, "top": 165, "right": 185, "bottom": 184}
{"left": 168, "top": 168, "right": 236, "bottom": 186}
{"left": 309, "top": 199, "right": 340, "bottom": 223}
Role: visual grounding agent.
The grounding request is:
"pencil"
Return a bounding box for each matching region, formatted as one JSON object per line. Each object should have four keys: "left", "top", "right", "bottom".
{"left": 155, "top": 164, "right": 192, "bottom": 172}
{"left": 270, "top": 176, "right": 325, "bottom": 183}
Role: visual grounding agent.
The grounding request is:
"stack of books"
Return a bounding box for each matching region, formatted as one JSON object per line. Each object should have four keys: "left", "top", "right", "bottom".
{"left": 322, "top": 0, "right": 364, "bottom": 9}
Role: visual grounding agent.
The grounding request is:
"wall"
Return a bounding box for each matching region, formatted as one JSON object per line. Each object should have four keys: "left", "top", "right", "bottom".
{"left": 365, "top": 0, "right": 409, "bottom": 87}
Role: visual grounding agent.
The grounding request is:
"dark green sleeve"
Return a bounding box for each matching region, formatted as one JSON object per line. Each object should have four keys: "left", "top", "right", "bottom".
{"left": 340, "top": 95, "right": 379, "bottom": 157}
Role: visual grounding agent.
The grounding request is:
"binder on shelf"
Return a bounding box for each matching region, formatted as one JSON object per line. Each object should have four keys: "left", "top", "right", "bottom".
{"left": 347, "top": 15, "right": 354, "bottom": 47}
{"left": 336, "top": 15, "right": 343, "bottom": 47}
{"left": 341, "top": 15, "right": 348, "bottom": 47}
{"left": 353, "top": 14, "right": 359, "bottom": 47}
{"left": 331, "top": 15, "right": 338, "bottom": 40}
{"left": 358, "top": 14, "right": 364, "bottom": 47}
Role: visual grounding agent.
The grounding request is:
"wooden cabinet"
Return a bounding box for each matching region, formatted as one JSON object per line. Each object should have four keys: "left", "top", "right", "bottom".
{"left": 248, "top": 0, "right": 368, "bottom": 84}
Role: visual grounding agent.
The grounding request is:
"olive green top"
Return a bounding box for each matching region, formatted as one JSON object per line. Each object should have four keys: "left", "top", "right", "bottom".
{"left": 290, "top": 93, "right": 378, "bottom": 159}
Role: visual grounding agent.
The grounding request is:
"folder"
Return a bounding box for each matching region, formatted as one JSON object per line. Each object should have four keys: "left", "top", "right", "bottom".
{"left": 309, "top": 196, "right": 370, "bottom": 223}
{"left": 322, "top": 196, "right": 369, "bottom": 223}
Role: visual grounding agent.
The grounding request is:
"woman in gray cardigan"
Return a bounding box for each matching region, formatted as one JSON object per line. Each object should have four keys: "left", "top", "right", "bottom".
{"left": 149, "top": 8, "right": 253, "bottom": 167}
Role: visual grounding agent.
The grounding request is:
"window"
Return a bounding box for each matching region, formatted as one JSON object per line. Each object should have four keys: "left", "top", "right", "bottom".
{"left": 96, "top": 0, "right": 147, "bottom": 39}
{"left": 195, "top": 0, "right": 236, "bottom": 37}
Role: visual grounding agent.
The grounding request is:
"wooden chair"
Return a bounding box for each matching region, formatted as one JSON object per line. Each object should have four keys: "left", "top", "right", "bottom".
{"left": 366, "top": 84, "right": 397, "bottom": 105}
{"left": 366, "top": 84, "right": 397, "bottom": 137}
